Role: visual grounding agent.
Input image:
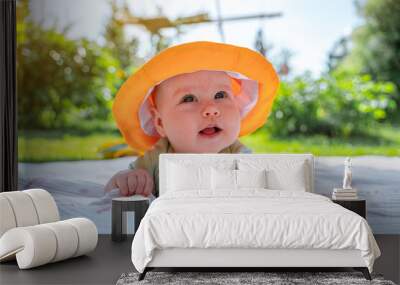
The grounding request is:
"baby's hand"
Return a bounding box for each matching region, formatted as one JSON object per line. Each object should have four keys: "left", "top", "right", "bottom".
{"left": 104, "top": 169, "right": 154, "bottom": 197}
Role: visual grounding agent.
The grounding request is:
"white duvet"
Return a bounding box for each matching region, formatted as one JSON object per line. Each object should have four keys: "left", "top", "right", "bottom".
{"left": 131, "top": 189, "right": 380, "bottom": 273}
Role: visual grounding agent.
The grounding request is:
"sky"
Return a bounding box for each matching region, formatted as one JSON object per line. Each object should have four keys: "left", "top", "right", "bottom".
{"left": 29, "top": 0, "right": 364, "bottom": 76}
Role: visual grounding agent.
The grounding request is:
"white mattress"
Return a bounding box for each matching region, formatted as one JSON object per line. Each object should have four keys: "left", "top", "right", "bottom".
{"left": 131, "top": 189, "right": 381, "bottom": 273}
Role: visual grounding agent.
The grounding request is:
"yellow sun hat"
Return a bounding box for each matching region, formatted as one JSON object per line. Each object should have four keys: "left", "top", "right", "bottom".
{"left": 112, "top": 41, "right": 280, "bottom": 154}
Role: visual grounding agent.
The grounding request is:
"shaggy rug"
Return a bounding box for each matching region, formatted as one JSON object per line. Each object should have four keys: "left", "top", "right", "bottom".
{"left": 116, "top": 271, "right": 396, "bottom": 285}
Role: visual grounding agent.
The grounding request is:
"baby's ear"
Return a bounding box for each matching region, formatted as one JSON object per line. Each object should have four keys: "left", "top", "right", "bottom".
{"left": 149, "top": 106, "right": 158, "bottom": 119}
{"left": 150, "top": 107, "right": 166, "bottom": 137}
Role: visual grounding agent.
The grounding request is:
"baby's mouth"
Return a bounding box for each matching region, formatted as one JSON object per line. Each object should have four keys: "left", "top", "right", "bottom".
{"left": 199, "top": 126, "right": 223, "bottom": 136}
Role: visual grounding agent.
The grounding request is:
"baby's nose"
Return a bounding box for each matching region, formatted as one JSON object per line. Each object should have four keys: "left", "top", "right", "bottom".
{"left": 202, "top": 105, "right": 220, "bottom": 118}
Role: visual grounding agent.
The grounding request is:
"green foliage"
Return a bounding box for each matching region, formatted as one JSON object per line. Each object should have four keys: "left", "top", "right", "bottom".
{"left": 103, "top": 0, "right": 140, "bottom": 73}
{"left": 16, "top": 0, "right": 126, "bottom": 129}
{"left": 339, "top": 0, "right": 400, "bottom": 114}
{"left": 265, "top": 71, "right": 397, "bottom": 137}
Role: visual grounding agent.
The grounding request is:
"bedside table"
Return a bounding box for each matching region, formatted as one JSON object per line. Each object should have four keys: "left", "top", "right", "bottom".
{"left": 112, "top": 195, "right": 150, "bottom": 242}
{"left": 332, "top": 199, "right": 366, "bottom": 219}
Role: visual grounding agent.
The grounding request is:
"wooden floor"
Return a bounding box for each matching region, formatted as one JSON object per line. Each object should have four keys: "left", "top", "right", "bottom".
{"left": 0, "top": 235, "right": 399, "bottom": 285}
{"left": 0, "top": 235, "right": 134, "bottom": 285}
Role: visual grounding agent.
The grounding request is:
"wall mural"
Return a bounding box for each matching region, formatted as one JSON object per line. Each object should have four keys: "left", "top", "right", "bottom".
{"left": 18, "top": 0, "right": 400, "bottom": 234}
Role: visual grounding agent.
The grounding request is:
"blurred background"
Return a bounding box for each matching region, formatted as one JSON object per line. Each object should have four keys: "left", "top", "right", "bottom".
{"left": 16, "top": 0, "right": 400, "bottom": 234}
{"left": 17, "top": 0, "right": 400, "bottom": 160}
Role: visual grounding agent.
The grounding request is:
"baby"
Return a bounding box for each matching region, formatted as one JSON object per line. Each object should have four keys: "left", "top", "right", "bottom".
{"left": 104, "top": 41, "right": 279, "bottom": 198}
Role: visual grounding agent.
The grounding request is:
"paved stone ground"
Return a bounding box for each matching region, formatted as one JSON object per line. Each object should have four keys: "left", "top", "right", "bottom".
{"left": 18, "top": 156, "right": 400, "bottom": 234}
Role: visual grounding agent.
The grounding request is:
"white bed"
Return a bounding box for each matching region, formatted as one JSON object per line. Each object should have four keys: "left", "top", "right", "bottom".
{"left": 131, "top": 154, "right": 381, "bottom": 280}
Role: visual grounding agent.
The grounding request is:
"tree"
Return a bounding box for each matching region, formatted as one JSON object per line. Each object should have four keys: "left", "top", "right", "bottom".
{"left": 339, "top": 0, "right": 400, "bottom": 117}
{"left": 266, "top": 71, "right": 396, "bottom": 137}
{"left": 17, "top": 0, "right": 121, "bottom": 129}
{"left": 327, "top": 36, "right": 350, "bottom": 72}
{"left": 103, "top": 0, "right": 141, "bottom": 73}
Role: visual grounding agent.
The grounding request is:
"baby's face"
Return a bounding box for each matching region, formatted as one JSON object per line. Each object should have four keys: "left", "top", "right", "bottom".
{"left": 151, "top": 70, "right": 241, "bottom": 153}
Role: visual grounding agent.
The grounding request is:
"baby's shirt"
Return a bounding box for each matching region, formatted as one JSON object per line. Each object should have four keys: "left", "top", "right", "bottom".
{"left": 128, "top": 137, "right": 252, "bottom": 197}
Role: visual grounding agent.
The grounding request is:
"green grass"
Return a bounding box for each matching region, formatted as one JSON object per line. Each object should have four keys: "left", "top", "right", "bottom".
{"left": 240, "top": 125, "right": 400, "bottom": 156}
{"left": 18, "top": 130, "right": 122, "bottom": 162}
{"left": 18, "top": 124, "right": 400, "bottom": 162}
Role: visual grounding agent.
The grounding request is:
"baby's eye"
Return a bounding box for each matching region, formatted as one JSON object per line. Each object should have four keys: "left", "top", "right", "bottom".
{"left": 180, "top": 94, "right": 197, "bottom": 103}
{"left": 215, "top": 91, "right": 228, "bottom": 100}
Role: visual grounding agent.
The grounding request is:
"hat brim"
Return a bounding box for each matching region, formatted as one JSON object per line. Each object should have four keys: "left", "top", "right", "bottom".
{"left": 112, "top": 41, "right": 280, "bottom": 153}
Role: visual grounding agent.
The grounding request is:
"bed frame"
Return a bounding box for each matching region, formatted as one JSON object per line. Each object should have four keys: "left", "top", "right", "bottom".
{"left": 140, "top": 248, "right": 371, "bottom": 280}
{"left": 138, "top": 154, "right": 372, "bottom": 281}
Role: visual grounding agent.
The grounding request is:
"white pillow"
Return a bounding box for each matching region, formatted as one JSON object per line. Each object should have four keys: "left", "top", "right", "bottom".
{"left": 212, "top": 168, "right": 237, "bottom": 190}
{"left": 167, "top": 162, "right": 213, "bottom": 191}
{"left": 266, "top": 167, "right": 306, "bottom": 191}
{"left": 236, "top": 169, "right": 268, "bottom": 189}
{"left": 211, "top": 168, "right": 268, "bottom": 190}
{"left": 237, "top": 159, "right": 308, "bottom": 191}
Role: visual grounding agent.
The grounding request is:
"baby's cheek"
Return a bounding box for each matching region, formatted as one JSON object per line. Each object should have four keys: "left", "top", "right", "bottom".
{"left": 223, "top": 100, "right": 240, "bottom": 113}
{"left": 164, "top": 113, "right": 198, "bottom": 140}
{"left": 224, "top": 109, "right": 242, "bottom": 136}
{"left": 170, "top": 112, "right": 199, "bottom": 130}
{"left": 223, "top": 104, "right": 241, "bottom": 120}
{"left": 230, "top": 120, "right": 242, "bottom": 137}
